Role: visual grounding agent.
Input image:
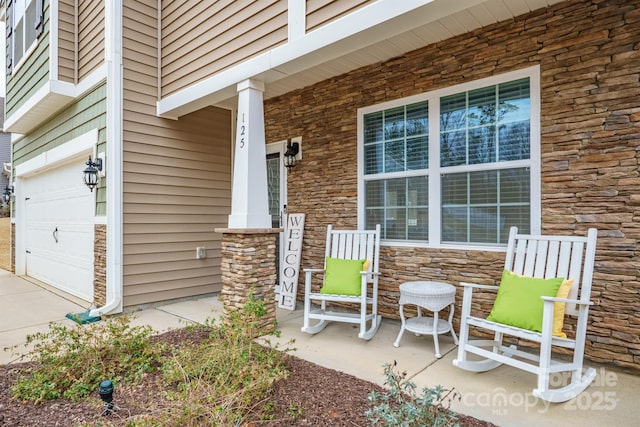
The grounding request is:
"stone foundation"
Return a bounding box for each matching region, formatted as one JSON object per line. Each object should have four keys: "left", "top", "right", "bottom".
{"left": 216, "top": 228, "right": 279, "bottom": 335}
{"left": 93, "top": 224, "right": 107, "bottom": 307}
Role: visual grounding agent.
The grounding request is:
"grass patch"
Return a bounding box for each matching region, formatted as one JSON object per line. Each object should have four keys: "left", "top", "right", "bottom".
{"left": 0, "top": 217, "right": 10, "bottom": 271}
{"left": 140, "top": 296, "right": 293, "bottom": 425}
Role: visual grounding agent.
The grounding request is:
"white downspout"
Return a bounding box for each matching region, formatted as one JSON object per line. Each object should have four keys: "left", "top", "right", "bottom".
{"left": 90, "top": 0, "right": 123, "bottom": 317}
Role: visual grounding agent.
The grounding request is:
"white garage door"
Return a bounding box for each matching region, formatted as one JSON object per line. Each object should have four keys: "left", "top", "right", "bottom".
{"left": 24, "top": 157, "right": 94, "bottom": 302}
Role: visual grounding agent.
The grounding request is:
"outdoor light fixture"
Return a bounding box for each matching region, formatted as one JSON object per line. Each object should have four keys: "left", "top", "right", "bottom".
{"left": 3, "top": 185, "right": 13, "bottom": 204}
{"left": 83, "top": 155, "right": 103, "bottom": 192}
{"left": 98, "top": 379, "right": 114, "bottom": 416}
{"left": 283, "top": 140, "right": 300, "bottom": 169}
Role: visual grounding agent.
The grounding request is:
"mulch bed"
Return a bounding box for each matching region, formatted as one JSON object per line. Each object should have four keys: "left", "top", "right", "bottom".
{"left": 0, "top": 328, "right": 495, "bottom": 426}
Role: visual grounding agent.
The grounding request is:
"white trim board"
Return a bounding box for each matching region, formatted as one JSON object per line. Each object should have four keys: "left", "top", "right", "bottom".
{"left": 4, "top": 65, "right": 107, "bottom": 134}
{"left": 14, "top": 129, "right": 99, "bottom": 177}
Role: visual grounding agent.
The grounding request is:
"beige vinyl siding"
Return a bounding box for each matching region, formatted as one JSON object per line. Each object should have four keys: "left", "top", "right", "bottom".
{"left": 11, "top": 84, "right": 107, "bottom": 214}
{"left": 58, "top": 0, "right": 75, "bottom": 82}
{"left": 123, "top": 0, "right": 232, "bottom": 307}
{"left": 78, "top": 0, "right": 105, "bottom": 80}
{"left": 161, "top": 0, "right": 287, "bottom": 97}
{"left": 6, "top": 3, "right": 50, "bottom": 116}
{"left": 306, "top": 0, "right": 372, "bottom": 32}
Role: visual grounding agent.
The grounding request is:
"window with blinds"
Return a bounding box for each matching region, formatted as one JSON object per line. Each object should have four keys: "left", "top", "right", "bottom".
{"left": 363, "top": 101, "right": 429, "bottom": 241}
{"left": 360, "top": 69, "right": 539, "bottom": 247}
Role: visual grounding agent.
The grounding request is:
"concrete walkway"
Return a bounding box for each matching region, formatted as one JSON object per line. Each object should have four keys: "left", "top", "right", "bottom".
{"left": 1, "top": 269, "right": 638, "bottom": 426}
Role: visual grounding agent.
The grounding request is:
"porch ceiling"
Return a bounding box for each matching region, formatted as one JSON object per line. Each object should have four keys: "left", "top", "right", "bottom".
{"left": 158, "top": 0, "right": 567, "bottom": 115}
{"left": 261, "top": 0, "right": 566, "bottom": 104}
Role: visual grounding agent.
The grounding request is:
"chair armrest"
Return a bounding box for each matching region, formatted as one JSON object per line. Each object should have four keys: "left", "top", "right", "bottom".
{"left": 460, "top": 282, "right": 499, "bottom": 291}
{"left": 459, "top": 282, "right": 499, "bottom": 318}
{"left": 541, "top": 296, "right": 593, "bottom": 306}
{"left": 304, "top": 268, "right": 325, "bottom": 295}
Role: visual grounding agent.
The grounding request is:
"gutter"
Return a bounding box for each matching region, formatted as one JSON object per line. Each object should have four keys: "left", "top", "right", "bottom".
{"left": 90, "top": 0, "right": 123, "bottom": 318}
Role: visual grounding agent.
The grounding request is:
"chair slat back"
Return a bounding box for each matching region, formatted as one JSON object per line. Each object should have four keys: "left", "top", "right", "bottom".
{"left": 504, "top": 227, "right": 597, "bottom": 316}
{"left": 325, "top": 224, "right": 381, "bottom": 282}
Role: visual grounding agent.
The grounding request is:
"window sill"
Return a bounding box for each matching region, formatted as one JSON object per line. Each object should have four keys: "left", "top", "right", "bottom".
{"left": 11, "top": 40, "right": 40, "bottom": 77}
{"left": 381, "top": 239, "right": 507, "bottom": 252}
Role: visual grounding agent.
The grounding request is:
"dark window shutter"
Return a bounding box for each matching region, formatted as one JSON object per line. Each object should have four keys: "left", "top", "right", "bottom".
{"left": 6, "top": 0, "right": 13, "bottom": 72}
{"left": 35, "top": 0, "right": 44, "bottom": 38}
{"left": 6, "top": 0, "right": 13, "bottom": 38}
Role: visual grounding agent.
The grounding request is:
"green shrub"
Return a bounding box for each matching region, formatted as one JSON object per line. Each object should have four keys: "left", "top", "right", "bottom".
{"left": 11, "top": 315, "right": 163, "bottom": 402}
{"left": 365, "top": 360, "right": 460, "bottom": 427}
{"left": 133, "top": 293, "right": 294, "bottom": 426}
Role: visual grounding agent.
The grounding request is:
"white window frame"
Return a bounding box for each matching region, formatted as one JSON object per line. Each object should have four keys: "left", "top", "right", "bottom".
{"left": 8, "top": 0, "right": 43, "bottom": 74}
{"left": 357, "top": 66, "right": 541, "bottom": 251}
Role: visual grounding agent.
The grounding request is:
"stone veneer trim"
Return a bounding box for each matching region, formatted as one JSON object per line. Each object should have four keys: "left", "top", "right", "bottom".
{"left": 93, "top": 224, "right": 107, "bottom": 307}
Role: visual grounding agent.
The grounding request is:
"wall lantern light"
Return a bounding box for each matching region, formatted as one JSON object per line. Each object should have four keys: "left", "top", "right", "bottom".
{"left": 3, "top": 185, "right": 13, "bottom": 204}
{"left": 283, "top": 140, "right": 300, "bottom": 169}
{"left": 83, "top": 156, "right": 103, "bottom": 192}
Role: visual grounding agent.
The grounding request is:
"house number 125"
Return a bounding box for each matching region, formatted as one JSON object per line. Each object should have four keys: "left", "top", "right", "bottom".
{"left": 239, "top": 114, "right": 246, "bottom": 148}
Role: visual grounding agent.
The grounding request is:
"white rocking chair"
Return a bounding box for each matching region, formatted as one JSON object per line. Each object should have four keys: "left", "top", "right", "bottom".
{"left": 301, "top": 224, "right": 382, "bottom": 340}
{"left": 453, "top": 226, "right": 598, "bottom": 403}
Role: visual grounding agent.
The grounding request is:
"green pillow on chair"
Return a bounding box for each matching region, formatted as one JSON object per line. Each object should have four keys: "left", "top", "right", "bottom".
{"left": 487, "top": 269, "right": 564, "bottom": 332}
{"left": 320, "top": 257, "right": 366, "bottom": 296}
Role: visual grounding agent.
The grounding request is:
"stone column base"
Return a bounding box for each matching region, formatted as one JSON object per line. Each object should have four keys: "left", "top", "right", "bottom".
{"left": 94, "top": 224, "right": 107, "bottom": 307}
{"left": 215, "top": 228, "right": 281, "bottom": 335}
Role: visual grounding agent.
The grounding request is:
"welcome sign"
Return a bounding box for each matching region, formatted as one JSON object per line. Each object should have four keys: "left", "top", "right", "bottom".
{"left": 277, "top": 213, "right": 305, "bottom": 310}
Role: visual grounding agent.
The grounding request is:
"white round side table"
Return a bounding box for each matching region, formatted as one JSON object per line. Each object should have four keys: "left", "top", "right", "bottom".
{"left": 393, "top": 281, "right": 458, "bottom": 358}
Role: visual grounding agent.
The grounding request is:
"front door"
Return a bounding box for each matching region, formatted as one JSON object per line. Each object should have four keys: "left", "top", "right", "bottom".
{"left": 266, "top": 142, "right": 286, "bottom": 281}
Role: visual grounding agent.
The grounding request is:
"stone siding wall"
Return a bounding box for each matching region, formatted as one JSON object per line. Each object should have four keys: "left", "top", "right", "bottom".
{"left": 264, "top": 0, "right": 640, "bottom": 371}
{"left": 93, "top": 224, "right": 107, "bottom": 307}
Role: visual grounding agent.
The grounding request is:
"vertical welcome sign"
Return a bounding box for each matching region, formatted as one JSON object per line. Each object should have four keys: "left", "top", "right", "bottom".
{"left": 278, "top": 213, "right": 305, "bottom": 310}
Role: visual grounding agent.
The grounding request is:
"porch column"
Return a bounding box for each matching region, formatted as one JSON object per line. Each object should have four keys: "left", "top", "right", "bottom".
{"left": 216, "top": 79, "right": 279, "bottom": 334}
{"left": 228, "top": 79, "right": 271, "bottom": 229}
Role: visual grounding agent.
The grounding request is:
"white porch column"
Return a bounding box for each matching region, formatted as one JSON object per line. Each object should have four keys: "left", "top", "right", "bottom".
{"left": 228, "top": 79, "right": 271, "bottom": 229}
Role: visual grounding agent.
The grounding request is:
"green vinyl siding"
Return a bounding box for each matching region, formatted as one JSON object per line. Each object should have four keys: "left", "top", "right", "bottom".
{"left": 6, "top": 2, "right": 51, "bottom": 116}
{"left": 13, "top": 83, "right": 108, "bottom": 215}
